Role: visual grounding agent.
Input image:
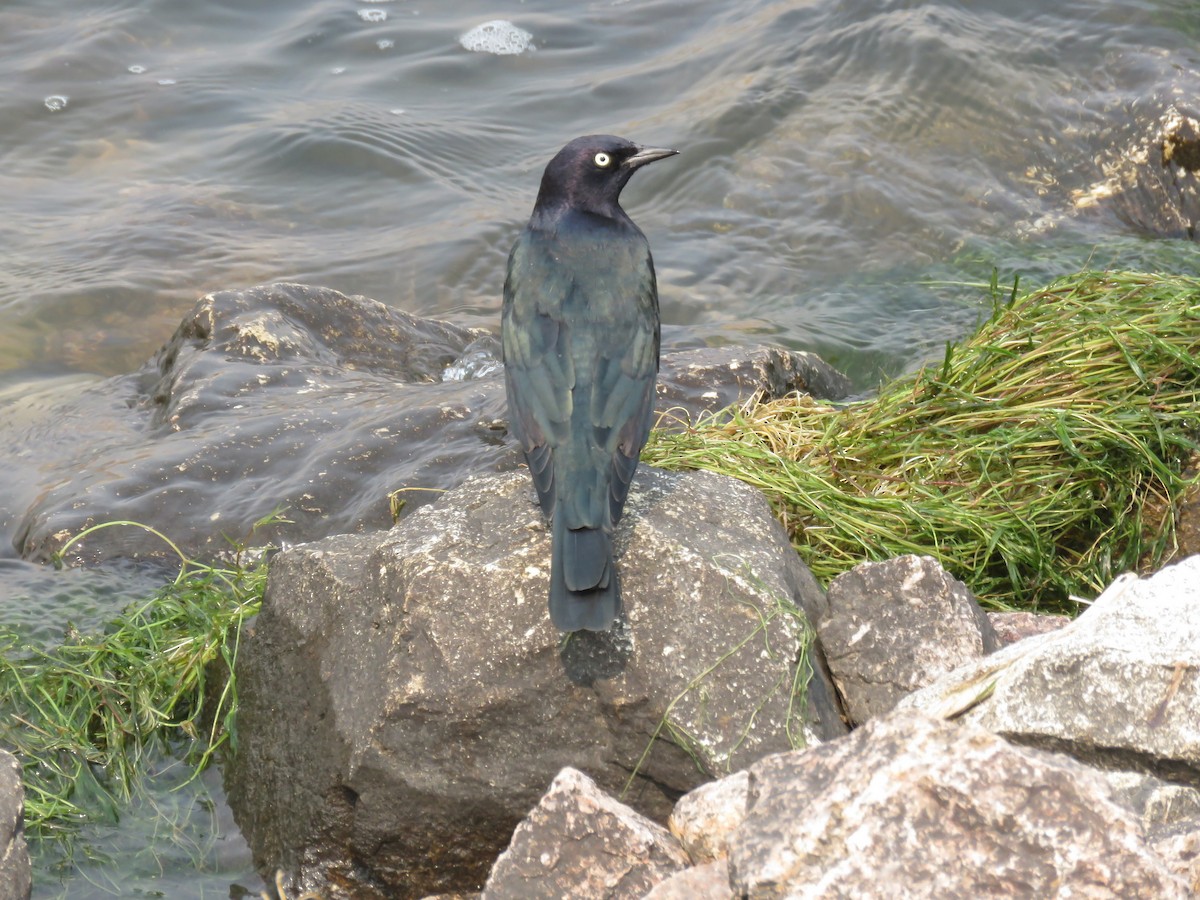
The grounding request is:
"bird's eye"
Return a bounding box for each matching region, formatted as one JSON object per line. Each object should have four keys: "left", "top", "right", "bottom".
{"left": 594, "top": 152, "right": 611, "bottom": 168}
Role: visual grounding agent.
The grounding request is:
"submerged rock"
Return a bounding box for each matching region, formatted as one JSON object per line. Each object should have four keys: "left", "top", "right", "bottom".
{"left": 12, "top": 283, "right": 501, "bottom": 564}
{"left": 1072, "top": 104, "right": 1200, "bottom": 240}
{"left": 225, "top": 467, "right": 845, "bottom": 899}
{"left": 4, "top": 283, "right": 850, "bottom": 564}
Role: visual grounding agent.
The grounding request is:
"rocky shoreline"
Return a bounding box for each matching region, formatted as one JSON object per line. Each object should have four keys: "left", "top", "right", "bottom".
{"left": 2, "top": 284, "right": 1197, "bottom": 898}
{"left": 220, "top": 474, "right": 1200, "bottom": 899}
{"left": 5, "top": 507, "right": 1194, "bottom": 899}
{"left": 480, "top": 554, "right": 1200, "bottom": 899}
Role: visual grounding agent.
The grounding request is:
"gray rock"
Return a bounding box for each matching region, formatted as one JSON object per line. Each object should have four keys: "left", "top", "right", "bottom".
{"left": 5, "top": 283, "right": 851, "bottom": 565}
{"left": 0, "top": 751, "right": 30, "bottom": 900}
{"left": 225, "top": 467, "right": 846, "bottom": 898}
{"left": 727, "top": 711, "right": 1190, "bottom": 899}
{"left": 668, "top": 771, "right": 749, "bottom": 864}
{"left": 482, "top": 767, "right": 688, "bottom": 900}
{"left": 1102, "top": 770, "right": 1200, "bottom": 841}
{"left": 640, "top": 859, "right": 732, "bottom": 900}
{"left": 986, "top": 610, "right": 1070, "bottom": 647}
{"left": 654, "top": 347, "right": 851, "bottom": 416}
{"left": 1153, "top": 830, "right": 1200, "bottom": 895}
{"left": 900, "top": 555, "right": 1200, "bottom": 782}
{"left": 814, "top": 555, "right": 998, "bottom": 725}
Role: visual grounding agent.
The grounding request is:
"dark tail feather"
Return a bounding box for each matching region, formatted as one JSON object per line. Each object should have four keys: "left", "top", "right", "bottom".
{"left": 549, "top": 517, "right": 621, "bottom": 632}
{"left": 560, "top": 525, "right": 610, "bottom": 591}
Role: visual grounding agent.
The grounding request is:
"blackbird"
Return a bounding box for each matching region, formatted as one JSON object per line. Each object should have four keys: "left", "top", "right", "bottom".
{"left": 502, "top": 135, "right": 677, "bottom": 631}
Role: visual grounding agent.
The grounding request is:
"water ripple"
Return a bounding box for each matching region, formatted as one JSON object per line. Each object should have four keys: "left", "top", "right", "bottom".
{"left": 2, "top": 0, "right": 1199, "bottom": 381}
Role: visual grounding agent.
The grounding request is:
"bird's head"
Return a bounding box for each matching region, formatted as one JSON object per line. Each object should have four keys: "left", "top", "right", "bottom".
{"left": 533, "top": 134, "right": 678, "bottom": 219}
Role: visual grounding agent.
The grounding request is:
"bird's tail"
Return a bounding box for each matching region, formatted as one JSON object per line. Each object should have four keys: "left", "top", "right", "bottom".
{"left": 549, "top": 516, "right": 621, "bottom": 632}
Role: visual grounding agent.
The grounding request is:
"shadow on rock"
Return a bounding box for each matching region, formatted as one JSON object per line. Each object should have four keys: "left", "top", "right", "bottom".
{"left": 559, "top": 623, "right": 634, "bottom": 686}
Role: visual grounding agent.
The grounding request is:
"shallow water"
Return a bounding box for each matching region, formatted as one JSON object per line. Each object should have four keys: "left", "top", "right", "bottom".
{"left": 4, "top": 0, "right": 1200, "bottom": 894}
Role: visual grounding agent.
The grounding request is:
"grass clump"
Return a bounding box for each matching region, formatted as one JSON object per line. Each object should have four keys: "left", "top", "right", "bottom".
{"left": 646, "top": 271, "right": 1200, "bottom": 611}
{"left": 0, "top": 517, "right": 276, "bottom": 835}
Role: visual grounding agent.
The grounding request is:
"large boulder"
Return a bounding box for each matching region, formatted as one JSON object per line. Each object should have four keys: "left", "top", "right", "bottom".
{"left": 727, "top": 712, "right": 1190, "bottom": 899}
{"left": 813, "top": 555, "right": 998, "bottom": 725}
{"left": 12, "top": 282, "right": 498, "bottom": 564}
{"left": 225, "top": 467, "right": 846, "bottom": 899}
{"left": 5, "top": 284, "right": 851, "bottom": 564}
{"left": 900, "top": 554, "right": 1200, "bottom": 780}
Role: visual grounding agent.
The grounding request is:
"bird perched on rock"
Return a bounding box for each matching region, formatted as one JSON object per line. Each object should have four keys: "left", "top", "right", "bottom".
{"left": 502, "top": 134, "right": 678, "bottom": 632}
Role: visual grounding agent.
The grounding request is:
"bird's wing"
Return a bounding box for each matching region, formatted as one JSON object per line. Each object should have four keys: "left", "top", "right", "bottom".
{"left": 502, "top": 228, "right": 574, "bottom": 518}
{"left": 584, "top": 242, "right": 659, "bottom": 529}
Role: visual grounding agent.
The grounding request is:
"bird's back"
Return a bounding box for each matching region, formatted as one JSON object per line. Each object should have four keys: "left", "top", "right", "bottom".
{"left": 503, "top": 209, "right": 659, "bottom": 533}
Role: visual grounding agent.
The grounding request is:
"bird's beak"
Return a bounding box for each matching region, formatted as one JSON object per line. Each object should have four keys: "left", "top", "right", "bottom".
{"left": 624, "top": 145, "right": 679, "bottom": 170}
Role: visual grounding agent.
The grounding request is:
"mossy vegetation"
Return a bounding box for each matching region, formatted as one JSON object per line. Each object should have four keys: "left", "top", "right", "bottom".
{"left": 0, "top": 517, "right": 276, "bottom": 837}
{"left": 646, "top": 271, "right": 1200, "bottom": 612}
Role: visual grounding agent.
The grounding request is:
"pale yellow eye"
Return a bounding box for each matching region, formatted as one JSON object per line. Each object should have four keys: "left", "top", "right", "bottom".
{"left": 594, "top": 152, "right": 611, "bottom": 168}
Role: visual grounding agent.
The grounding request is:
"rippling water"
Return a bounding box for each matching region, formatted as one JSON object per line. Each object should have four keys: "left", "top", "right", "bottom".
{"left": 4, "top": 0, "right": 1200, "bottom": 894}
{"left": 5, "top": 0, "right": 1200, "bottom": 385}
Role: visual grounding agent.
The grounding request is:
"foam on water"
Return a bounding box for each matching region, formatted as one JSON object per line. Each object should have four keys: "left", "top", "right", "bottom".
{"left": 358, "top": 8, "right": 386, "bottom": 22}
{"left": 459, "top": 20, "right": 533, "bottom": 55}
{"left": 442, "top": 338, "right": 503, "bottom": 381}
{"left": 43, "top": 94, "right": 68, "bottom": 112}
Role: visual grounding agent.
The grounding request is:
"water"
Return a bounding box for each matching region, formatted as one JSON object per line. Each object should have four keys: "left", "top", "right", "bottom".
{"left": 30, "top": 760, "right": 263, "bottom": 899}
{"left": 4, "top": 0, "right": 1199, "bottom": 384}
{"left": 3, "top": 0, "right": 1200, "bottom": 895}
{"left": 0, "top": 557, "right": 172, "bottom": 647}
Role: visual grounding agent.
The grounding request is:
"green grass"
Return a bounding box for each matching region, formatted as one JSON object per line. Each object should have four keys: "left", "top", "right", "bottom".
{"left": 0, "top": 517, "right": 277, "bottom": 836}
{"left": 646, "top": 271, "right": 1200, "bottom": 611}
